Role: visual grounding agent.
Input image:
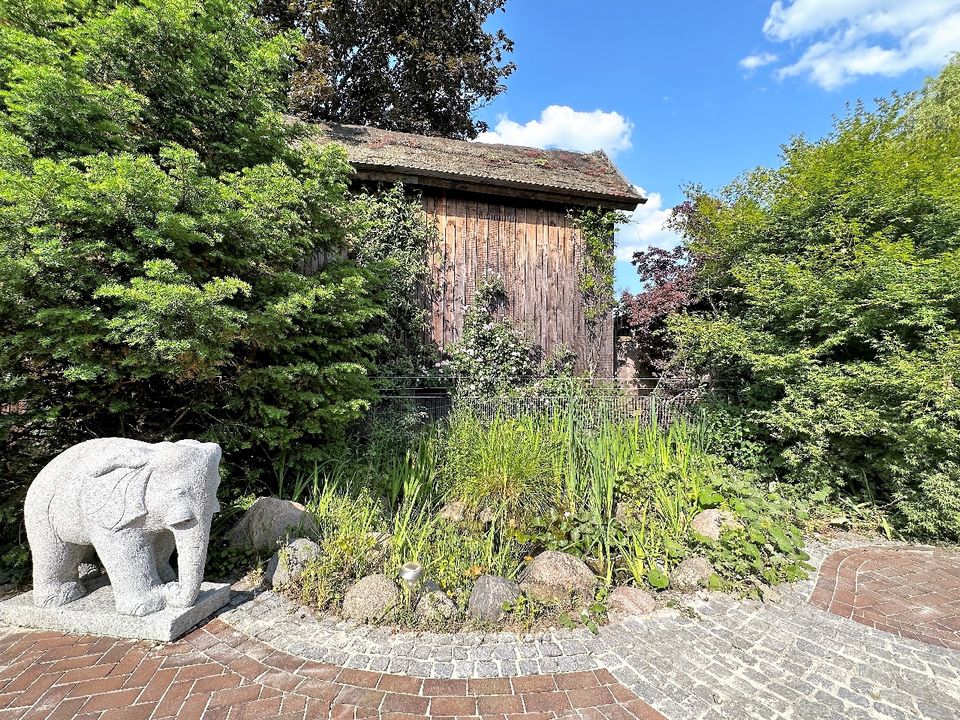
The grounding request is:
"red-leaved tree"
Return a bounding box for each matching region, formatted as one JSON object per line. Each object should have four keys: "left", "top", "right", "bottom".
{"left": 619, "top": 201, "right": 702, "bottom": 374}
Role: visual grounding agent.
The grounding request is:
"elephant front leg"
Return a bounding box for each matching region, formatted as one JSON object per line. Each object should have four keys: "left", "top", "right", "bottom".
{"left": 92, "top": 529, "right": 166, "bottom": 617}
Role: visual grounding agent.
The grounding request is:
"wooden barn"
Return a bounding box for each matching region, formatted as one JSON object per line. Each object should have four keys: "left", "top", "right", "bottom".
{"left": 313, "top": 123, "right": 645, "bottom": 376}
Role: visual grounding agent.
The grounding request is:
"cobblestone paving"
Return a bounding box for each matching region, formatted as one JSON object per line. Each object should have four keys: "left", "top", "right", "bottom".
{"left": 0, "top": 619, "right": 663, "bottom": 719}
{"left": 810, "top": 545, "right": 960, "bottom": 651}
{"left": 220, "top": 540, "right": 960, "bottom": 719}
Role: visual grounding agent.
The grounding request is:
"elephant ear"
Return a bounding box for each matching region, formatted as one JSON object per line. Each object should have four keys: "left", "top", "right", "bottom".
{"left": 82, "top": 463, "right": 152, "bottom": 532}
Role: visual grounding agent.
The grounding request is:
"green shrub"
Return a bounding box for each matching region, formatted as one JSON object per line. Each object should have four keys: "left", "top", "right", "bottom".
{"left": 0, "top": 0, "right": 387, "bottom": 559}
{"left": 663, "top": 58, "right": 960, "bottom": 541}
{"left": 350, "top": 184, "right": 438, "bottom": 378}
{"left": 446, "top": 275, "right": 540, "bottom": 394}
{"left": 699, "top": 476, "right": 813, "bottom": 597}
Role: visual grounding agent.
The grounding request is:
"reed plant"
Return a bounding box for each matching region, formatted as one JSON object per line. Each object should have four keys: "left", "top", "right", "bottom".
{"left": 442, "top": 410, "right": 562, "bottom": 525}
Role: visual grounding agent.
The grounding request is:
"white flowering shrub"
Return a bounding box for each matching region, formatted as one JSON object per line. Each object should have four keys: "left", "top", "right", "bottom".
{"left": 447, "top": 274, "right": 539, "bottom": 394}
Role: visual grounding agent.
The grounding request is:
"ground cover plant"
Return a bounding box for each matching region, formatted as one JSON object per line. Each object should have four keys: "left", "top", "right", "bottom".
{"left": 635, "top": 57, "right": 960, "bottom": 541}
{"left": 271, "top": 404, "right": 811, "bottom": 629}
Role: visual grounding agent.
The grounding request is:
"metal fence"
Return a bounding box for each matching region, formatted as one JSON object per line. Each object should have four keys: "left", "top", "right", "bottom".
{"left": 372, "top": 376, "right": 700, "bottom": 426}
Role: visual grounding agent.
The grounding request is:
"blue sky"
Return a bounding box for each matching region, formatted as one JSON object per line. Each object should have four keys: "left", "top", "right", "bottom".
{"left": 473, "top": 0, "right": 960, "bottom": 292}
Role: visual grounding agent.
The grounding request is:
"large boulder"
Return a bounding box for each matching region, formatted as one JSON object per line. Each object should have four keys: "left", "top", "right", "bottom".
{"left": 415, "top": 591, "right": 457, "bottom": 622}
{"left": 226, "top": 497, "right": 317, "bottom": 552}
{"left": 468, "top": 575, "right": 520, "bottom": 622}
{"left": 520, "top": 551, "right": 597, "bottom": 604}
{"left": 342, "top": 574, "right": 399, "bottom": 622}
{"left": 690, "top": 509, "right": 739, "bottom": 542}
{"left": 606, "top": 586, "right": 656, "bottom": 619}
{"left": 267, "top": 538, "right": 322, "bottom": 589}
{"left": 671, "top": 556, "right": 715, "bottom": 592}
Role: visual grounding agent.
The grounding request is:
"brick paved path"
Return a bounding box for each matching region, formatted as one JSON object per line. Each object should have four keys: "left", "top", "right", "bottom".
{"left": 810, "top": 545, "right": 960, "bottom": 650}
{"left": 0, "top": 618, "right": 664, "bottom": 719}
{"left": 3, "top": 540, "right": 960, "bottom": 720}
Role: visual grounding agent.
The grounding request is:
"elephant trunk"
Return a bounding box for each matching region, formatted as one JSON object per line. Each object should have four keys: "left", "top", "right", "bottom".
{"left": 172, "top": 517, "right": 211, "bottom": 606}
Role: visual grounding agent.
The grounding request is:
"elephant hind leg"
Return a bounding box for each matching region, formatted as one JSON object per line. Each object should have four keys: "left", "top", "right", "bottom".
{"left": 32, "top": 542, "right": 87, "bottom": 608}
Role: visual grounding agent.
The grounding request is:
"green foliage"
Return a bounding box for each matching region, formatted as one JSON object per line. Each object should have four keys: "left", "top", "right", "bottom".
{"left": 0, "top": 0, "right": 386, "bottom": 556}
{"left": 572, "top": 208, "right": 625, "bottom": 323}
{"left": 572, "top": 207, "right": 626, "bottom": 373}
{"left": 284, "top": 446, "right": 521, "bottom": 620}
{"left": 698, "top": 477, "right": 813, "bottom": 597}
{"left": 503, "top": 591, "right": 607, "bottom": 635}
{"left": 666, "top": 58, "right": 960, "bottom": 540}
{"left": 351, "top": 184, "right": 437, "bottom": 377}
{"left": 442, "top": 411, "right": 562, "bottom": 526}
{"left": 449, "top": 408, "right": 811, "bottom": 595}
{"left": 205, "top": 544, "right": 260, "bottom": 583}
{"left": 446, "top": 275, "right": 540, "bottom": 393}
{"left": 295, "top": 481, "right": 387, "bottom": 610}
{"left": 279, "top": 406, "right": 811, "bottom": 626}
{"left": 261, "top": 0, "right": 515, "bottom": 139}
{"left": 1, "top": 0, "right": 298, "bottom": 170}
{"left": 612, "top": 423, "right": 712, "bottom": 586}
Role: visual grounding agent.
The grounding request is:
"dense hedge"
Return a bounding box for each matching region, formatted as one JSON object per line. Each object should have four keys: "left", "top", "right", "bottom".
{"left": 665, "top": 59, "right": 960, "bottom": 539}
{"left": 0, "top": 0, "right": 388, "bottom": 575}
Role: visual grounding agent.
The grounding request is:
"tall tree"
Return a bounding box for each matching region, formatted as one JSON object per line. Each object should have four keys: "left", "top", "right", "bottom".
{"left": 261, "top": 0, "right": 515, "bottom": 139}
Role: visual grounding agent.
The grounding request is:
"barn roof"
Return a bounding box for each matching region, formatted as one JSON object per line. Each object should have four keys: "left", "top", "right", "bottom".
{"left": 302, "top": 122, "right": 645, "bottom": 210}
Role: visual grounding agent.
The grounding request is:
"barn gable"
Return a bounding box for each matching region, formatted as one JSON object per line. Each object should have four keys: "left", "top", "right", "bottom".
{"left": 305, "top": 122, "right": 645, "bottom": 376}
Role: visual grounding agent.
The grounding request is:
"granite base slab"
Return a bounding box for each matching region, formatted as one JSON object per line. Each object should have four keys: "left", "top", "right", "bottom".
{"left": 0, "top": 578, "right": 231, "bottom": 642}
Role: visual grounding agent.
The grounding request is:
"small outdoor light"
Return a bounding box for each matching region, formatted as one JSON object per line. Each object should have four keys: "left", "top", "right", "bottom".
{"left": 399, "top": 561, "right": 423, "bottom": 589}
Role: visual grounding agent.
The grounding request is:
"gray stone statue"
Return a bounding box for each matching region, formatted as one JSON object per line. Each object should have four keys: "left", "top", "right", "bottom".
{"left": 25, "top": 438, "right": 222, "bottom": 617}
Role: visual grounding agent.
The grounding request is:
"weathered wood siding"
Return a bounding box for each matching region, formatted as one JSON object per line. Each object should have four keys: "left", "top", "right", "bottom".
{"left": 421, "top": 190, "right": 614, "bottom": 377}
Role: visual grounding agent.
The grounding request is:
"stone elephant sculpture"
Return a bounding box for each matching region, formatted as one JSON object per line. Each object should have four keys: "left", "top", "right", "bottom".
{"left": 24, "top": 438, "right": 222, "bottom": 617}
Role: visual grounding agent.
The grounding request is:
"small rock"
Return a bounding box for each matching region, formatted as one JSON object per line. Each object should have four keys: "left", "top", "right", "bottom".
{"left": 231, "top": 568, "right": 267, "bottom": 593}
{"left": 269, "top": 538, "right": 321, "bottom": 589}
{"left": 438, "top": 501, "right": 469, "bottom": 523}
{"left": 671, "top": 556, "right": 715, "bottom": 592}
{"left": 468, "top": 575, "right": 520, "bottom": 622}
{"left": 520, "top": 550, "right": 597, "bottom": 604}
{"left": 690, "top": 509, "right": 739, "bottom": 542}
{"left": 226, "top": 497, "right": 317, "bottom": 551}
{"left": 342, "top": 574, "right": 399, "bottom": 622}
{"left": 606, "top": 586, "right": 656, "bottom": 618}
{"left": 415, "top": 591, "right": 457, "bottom": 622}
{"left": 478, "top": 506, "right": 496, "bottom": 525}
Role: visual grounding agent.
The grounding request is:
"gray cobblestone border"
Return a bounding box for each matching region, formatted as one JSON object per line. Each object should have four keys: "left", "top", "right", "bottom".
{"left": 219, "top": 536, "right": 960, "bottom": 719}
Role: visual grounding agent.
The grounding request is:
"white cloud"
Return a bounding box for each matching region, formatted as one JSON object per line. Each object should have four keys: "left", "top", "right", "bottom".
{"left": 740, "top": 52, "right": 779, "bottom": 71}
{"left": 476, "top": 105, "right": 633, "bottom": 156}
{"left": 615, "top": 187, "right": 682, "bottom": 261}
{"left": 752, "top": 0, "right": 960, "bottom": 88}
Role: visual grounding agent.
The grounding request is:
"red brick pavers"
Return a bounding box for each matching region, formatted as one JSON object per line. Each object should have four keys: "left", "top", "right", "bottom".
{"left": 810, "top": 545, "right": 960, "bottom": 650}
{"left": 0, "top": 619, "right": 666, "bottom": 719}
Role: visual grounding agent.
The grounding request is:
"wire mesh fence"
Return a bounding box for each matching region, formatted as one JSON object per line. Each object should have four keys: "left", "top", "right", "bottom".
{"left": 372, "top": 376, "right": 700, "bottom": 426}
